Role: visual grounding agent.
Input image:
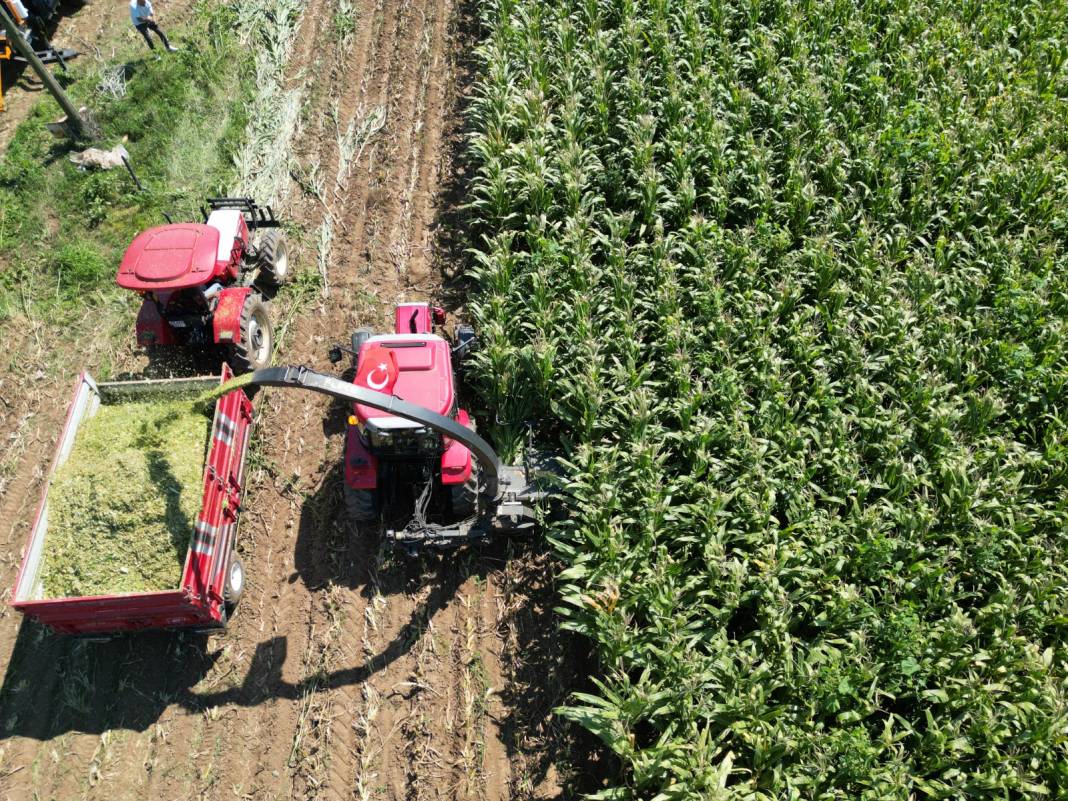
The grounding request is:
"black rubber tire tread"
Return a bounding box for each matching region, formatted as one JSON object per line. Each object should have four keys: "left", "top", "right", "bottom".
{"left": 450, "top": 472, "right": 478, "bottom": 519}
{"left": 228, "top": 295, "right": 273, "bottom": 374}
{"left": 345, "top": 485, "right": 378, "bottom": 523}
{"left": 257, "top": 229, "right": 290, "bottom": 286}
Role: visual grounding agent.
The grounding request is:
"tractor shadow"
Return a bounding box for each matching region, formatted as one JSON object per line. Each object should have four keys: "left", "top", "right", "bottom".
{"left": 283, "top": 462, "right": 610, "bottom": 796}
{"left": 0, "top": 454, "right": 606, "bottom": 795}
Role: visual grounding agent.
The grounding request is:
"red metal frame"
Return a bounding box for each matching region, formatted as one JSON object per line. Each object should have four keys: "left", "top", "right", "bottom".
{"left": 212, "top": 286, "right": 252, "bottom": 345}
{"left": 344, "top": 305, "right": 474, "bottom": 492}
{"left": 394, "top": 303, "right": 433, "bottom": 334}
{"left": 10, "top": 369, "right": 254, "bottom": 635}
{"left": 116, "top": 224, "right": 223, "bottom": 292}
{"left": 134, "top": 296, "right": 178, "bottom": 346}
{"left": 116, "top": 216, "right": 249, "bottom": 293}
{"left": 440, "top": 408, "right": 473, "bottom": 485}
{"left": 344, "top": 425, "right": 378, "bottom": 489}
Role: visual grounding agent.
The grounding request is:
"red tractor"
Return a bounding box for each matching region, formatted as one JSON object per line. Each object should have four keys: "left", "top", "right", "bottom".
{"left": 329, "top": 302, "right": 478, "bottom": 526}
{"left": 116, "top": 198, "right": 290, "bottom": 373}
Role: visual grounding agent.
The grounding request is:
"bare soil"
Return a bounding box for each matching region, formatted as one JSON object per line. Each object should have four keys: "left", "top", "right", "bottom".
{"left": 0, "top": 0, "right": 607, "bottom": 797}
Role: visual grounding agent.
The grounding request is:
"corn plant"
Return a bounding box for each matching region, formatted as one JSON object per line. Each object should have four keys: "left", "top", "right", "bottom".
{"left": 465, "top": 0, "right": 1068, "bottom": 797}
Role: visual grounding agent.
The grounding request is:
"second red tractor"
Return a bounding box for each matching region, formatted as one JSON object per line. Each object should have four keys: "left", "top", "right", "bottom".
{"left": 116, "top": 198, "right": 289, "bottom": 372}
{"left": 332, "top": 302, "right": 478, "bottom": 524}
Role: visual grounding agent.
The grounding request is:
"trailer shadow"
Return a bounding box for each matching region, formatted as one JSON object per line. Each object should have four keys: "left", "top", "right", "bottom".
{"left": 224, "top": 457, "right": 609, "bottom": 795}
{"left": 175, "top": 563, "right": 474, "bottom": 710}
{"left": 0, "top": 494, "right": 608, "bottom": 796}
{"left": 0, "top": 621, "right": 219, "bottom": 739}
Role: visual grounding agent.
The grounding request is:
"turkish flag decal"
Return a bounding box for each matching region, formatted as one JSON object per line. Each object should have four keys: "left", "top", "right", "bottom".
{"left": 356, "top": 344, "right": 399, "bottom": 393}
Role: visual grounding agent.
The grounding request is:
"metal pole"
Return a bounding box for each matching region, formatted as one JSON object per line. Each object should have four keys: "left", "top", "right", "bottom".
{"left": 121, "top": 155, "right": 143, "bottom": 191}
{"left": 0, "top": 3, "right": 86, "bottom": 137}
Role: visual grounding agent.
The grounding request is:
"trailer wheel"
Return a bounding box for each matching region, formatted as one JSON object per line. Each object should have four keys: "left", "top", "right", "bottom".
{"left": 257, "top": 230, "right": 291, "bottom": 286}
{"left": 345, "top": 485, "right": 378, "bottom": 523}
{"left": 224, "top": 554, "right": 245, "bottom": 609}
{"left": 228, "top": 296, "right": 273, "bottom": 373}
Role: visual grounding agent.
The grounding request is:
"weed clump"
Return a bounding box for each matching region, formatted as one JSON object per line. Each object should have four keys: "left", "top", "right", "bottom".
{"left": 41, "top": 399, "right": 211, "bottom": 597}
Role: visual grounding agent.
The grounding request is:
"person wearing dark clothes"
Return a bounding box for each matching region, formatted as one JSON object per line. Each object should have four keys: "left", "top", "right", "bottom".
{"left": 129, "top": 0, "right": 177, "bottom": 52}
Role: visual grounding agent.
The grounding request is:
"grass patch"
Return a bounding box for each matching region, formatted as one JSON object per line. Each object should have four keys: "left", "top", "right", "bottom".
{"left": 333, "top": 0, "right": 358, "bottom": 43}
{"left": 42, "top": 397, "right": 210, "bottom": 597}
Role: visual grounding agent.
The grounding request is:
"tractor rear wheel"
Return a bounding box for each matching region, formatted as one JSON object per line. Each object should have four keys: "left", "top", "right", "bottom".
{"left": 257, "top": 230, "right": 291, "bottom": 286}
{"left": 228, "top": 295, "right": 273, "bottom": 373}
{"left": 345, "top": 485, "right": 378, "bottom": 524}
{"left": 450, "top": 472, "right": 478, "bottom": 519}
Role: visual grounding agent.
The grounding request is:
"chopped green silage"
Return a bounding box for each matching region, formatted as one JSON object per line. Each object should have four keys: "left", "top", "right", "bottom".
{"left": 41, "top": 399, "right": 211, "bottom": 598}
{"left": 192, "top": 372, "right": 253, "bottom": 411}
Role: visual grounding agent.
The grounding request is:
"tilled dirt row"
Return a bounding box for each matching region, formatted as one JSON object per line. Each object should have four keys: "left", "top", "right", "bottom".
{"left": 0, "top": 0, "right": 595, "bottom": 798}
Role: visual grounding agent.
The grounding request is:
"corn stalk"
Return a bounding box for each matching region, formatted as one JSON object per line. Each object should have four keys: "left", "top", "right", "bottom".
{"left": 232, "top": 0, "right": 305, "bottom": 207}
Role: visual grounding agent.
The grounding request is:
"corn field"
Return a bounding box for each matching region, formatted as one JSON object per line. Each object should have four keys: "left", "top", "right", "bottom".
{"left": 465, "top": 0, "right": 1068, "bottom": 797}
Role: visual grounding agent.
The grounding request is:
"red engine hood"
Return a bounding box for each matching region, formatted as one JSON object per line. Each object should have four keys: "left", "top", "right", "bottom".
{"left": 116, "top": 224, "right": 222, "bottom": 291}
{"left": 354, "top": 335, "right": 455, "bottom": 423}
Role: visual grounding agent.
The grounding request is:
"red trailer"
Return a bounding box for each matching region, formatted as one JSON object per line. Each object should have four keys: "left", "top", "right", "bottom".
{"left": 10, "top": 370, "right": 253, "bottom": 635}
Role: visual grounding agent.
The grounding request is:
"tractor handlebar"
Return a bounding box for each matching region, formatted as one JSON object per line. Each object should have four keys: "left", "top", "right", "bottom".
{"left": 203, "top": 198, "right": 280, "bottom": 229}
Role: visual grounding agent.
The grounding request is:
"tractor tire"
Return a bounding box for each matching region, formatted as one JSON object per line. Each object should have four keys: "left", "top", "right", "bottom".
{"left": 224, "top": 553, "right": 245, "bottom": 610}
{"left": 450, "top": 415, "right": 479, "bottom": 518}
{"left": 228, "top": 295, "right": 273, "bottom": 373}
{"left": 345, "top": 485, "right": 378, "bottom": 524}
{"left": 450, "top": 472, "right": 478, "bottom": 519}
{"left": 257, "top": 230, "right": 291, "bottom": 286}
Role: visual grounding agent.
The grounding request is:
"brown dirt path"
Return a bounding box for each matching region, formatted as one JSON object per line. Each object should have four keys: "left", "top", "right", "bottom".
{"left": 0, "top": 0, "right": 603, "bottom": 797}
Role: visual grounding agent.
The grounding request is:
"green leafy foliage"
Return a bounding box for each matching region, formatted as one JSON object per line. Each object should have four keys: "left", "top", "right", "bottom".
{"left": 465, "top": 0, "right": 1068, "bottom": 796}
{"left": 48, "top": 242, "right": 112, "bottom": 297}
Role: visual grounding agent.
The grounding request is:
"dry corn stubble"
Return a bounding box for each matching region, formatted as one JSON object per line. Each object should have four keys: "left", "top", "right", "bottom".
{"left": 41, "top": 399, "right": 211, "bottom": 598}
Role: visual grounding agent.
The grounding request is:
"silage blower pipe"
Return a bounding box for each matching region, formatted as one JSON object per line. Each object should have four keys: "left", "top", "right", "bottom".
{"left": 248, "top": 366, "right": 504, "bottom": 498}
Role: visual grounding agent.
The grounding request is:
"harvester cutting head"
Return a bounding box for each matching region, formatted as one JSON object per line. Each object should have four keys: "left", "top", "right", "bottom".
{"left": 115, "top": 198, "right": 290, "bottom": 373}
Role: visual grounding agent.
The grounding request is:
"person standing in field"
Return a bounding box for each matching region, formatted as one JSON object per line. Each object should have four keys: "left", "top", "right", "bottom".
{"left": 129, "top": 0, "right": 178, "bottom": 52}
{"left": 7, "top": 0, "right": 34, "bottom": 42}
